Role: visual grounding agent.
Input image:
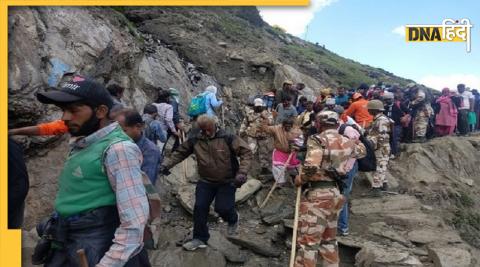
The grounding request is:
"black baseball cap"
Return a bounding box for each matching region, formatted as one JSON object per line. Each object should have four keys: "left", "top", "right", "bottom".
{"left": 37, "top": 79, "right": 114, "bottom": 109}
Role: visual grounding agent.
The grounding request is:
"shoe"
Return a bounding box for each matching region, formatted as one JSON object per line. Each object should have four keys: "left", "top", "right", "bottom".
{"left": 389, "top": 155, "right": 395, "bottom": 160}
{"left": 381, "top": 182, "right": 389, "bottom": 192}
{"left": 368, "top": 188, "right": 383, "bottom": 198}
{"left": 182, "top": 239, "right": 207, "bottom": 251}
{"left": 227, "top": 212, "right": 240, "bottom": 236}
{"left": 338, "top": 230, "right": 349, "bottom": 236}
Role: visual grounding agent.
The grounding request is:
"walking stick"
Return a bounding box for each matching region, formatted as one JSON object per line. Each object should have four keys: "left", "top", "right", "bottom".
{"left": 222, "top": 105, "right": 225, "bottom": 128}
{"left": 290, "top": 178, "right": 302, "bottom": 267}
{"left": 259, "top": 152, "right": 294, "bottom": 208}
{"left": 76, "top": 249, "right": 89, "bottom": 267}
{"left": 181, "top": 131, "right": 188, "bottom": 181}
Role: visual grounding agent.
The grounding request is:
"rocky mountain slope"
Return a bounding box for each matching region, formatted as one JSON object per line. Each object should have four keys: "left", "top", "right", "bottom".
{"left": 8, "top": 6, "right": 480, "bottom": 267}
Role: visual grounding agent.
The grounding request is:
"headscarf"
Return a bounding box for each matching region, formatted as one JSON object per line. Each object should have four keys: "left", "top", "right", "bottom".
{"left": 205, "top": 85, "right": 217, "bottom": 95}
{"left": 441, "top": 87, "right": 450, "bottom": 96}
{"left": 168, "top": 88, "right": 180, "bottom": 102}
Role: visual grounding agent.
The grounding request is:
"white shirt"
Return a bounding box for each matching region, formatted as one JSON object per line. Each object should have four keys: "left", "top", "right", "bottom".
{"left": 459, "top": 91, "right": 474, "bottom": 110}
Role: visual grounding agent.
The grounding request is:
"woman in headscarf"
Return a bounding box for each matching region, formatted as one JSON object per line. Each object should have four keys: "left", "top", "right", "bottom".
{"left": 204, "top": 85, "right": 223, "bottom": 118}
{"left": 153, "top": 89, "right": 179, "bottom": 151}
{"left": 166, "top": 88, "right": 182, "bottom": 152}
{"left": 435, "top": 87, "right": 458, "bottom": 136}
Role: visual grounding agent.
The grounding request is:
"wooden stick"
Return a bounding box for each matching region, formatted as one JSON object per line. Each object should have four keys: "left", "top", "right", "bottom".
{"left": 76, "top": 249, "right": 89, "bottom": 267}
{"left": 259, "top": 152, "right": 294, "bottom": 208}
{"left": 222, "top": 105, "right": 225, "bottom": 128}
{"left": 181, "top": 131, "right": 188, "bottom": 181}
{"left": 289, "top": 185, "right": 302, "bottom": 267}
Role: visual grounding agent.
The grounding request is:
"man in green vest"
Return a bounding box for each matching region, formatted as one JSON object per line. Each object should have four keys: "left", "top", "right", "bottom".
{"left": 35, "top": 78, "right": 151, "bottom": 267}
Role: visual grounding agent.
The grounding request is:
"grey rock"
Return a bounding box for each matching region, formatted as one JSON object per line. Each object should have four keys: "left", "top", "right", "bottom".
{"left": 368, "top": 222, "right": 411, "bottom": 247}
{"left": 235, "top": 179, "right": 262, "bottom": 203}
{"left": 407, "top": 228, "right": 462, "bottom": 245}
{"left": 262, "top": 206, "right": 294, "bottom": 225}
{"left": 228, "top": 51, "right": 244, "bottom": 61}
{"left": 227, "top": 232, "right": 280, "bottom": 257}
{"left": 351, "top": 195, "right": 421, "bottom": 215}
{"left": 427, "top": 246, "right": 471, "bottom": 267}
{"left": 163, "top": 204, "right": 172, "bottom": 213}
{"left": 385, "top": 212, "right": 444, "bottom": 228}
{"left": 355, "top": 244, "right": 422, "bottom": 267}
{"left": 177, "top": 184, "right": 196, "bottom": 214}
{"left": 283, "top": 219, "right": 294, "bottom": 229}
{"left": 208, "top": 230, "right": 246, "bottom": 263}
{"left": 149, "top": 247, "right": 226, "bottom": 267}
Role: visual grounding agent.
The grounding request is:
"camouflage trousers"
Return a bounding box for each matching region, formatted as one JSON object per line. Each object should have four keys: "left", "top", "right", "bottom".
{"left": 414, "top": 108, "right": 431, "bottom": 138}
{"left": 372, "top": 145, "right": 390, "bottom": 188}
{"left": 247, "top": 136, "right": 271, "bottom": 169}
{"left": 295, "top": 187, "right": 345, "bottom": 267}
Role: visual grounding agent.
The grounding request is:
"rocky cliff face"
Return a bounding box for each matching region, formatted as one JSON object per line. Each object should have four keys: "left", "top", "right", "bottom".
{"left": 9, "top": 6, "right": 479, "bottom": 267}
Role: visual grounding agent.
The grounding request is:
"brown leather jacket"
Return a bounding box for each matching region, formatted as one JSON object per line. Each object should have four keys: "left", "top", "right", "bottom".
{"left": 163, "top": 128, "right": 252, "bottom": 183}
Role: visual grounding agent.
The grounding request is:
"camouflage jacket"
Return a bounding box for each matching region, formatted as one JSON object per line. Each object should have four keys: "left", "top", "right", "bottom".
{"left": 301, "top": 129, "right": 366, "bottom": 182}
{"left": 239, "top": 107, "right": 273, "bottom": 138}
{"left": 366, "top": 113, "right": 392, "bottom": 149}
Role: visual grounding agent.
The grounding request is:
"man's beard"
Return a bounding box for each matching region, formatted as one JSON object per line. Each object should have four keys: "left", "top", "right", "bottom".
{"left": 69, "top": 114, "right": 101, "bottom": 137}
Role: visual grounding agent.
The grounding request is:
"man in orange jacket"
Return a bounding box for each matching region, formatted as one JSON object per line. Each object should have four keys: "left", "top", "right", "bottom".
{"left": 342, "top": 93, "right": 373, "bottom": 128}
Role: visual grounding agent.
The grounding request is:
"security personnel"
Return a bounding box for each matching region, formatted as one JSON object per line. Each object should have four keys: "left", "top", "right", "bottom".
{"left": 366, "top": 99, "right": 393, "bottom": 196}
{"left": 294, "top": 111, "right": 366, "bottom": 267}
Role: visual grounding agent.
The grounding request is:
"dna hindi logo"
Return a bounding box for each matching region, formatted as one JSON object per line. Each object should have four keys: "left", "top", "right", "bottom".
{"left": 405, "top": 19, "right": 473, "bottom": 52}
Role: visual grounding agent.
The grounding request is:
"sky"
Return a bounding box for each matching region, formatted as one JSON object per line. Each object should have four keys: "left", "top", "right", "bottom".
{"left": 259, "top": 0, "right": 480, "bottom": 91}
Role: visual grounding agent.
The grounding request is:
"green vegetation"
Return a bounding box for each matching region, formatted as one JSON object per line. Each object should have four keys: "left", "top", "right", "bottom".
{"left": 280, "top": 43, "right": 381, "bottom": 88}
{"left": 109, "top": 7, "right": 143, "bottom": 43}
{"left": 451, "top": 209, "right": 480, "bottom": 248}
{"left": 457, "top": 191, "right": 475, "bottom": 207}
{"left": 270, "top": 25, "right": 286, "bottom": 36}
{"left": 449, "top": 191, "right": 480, "bottom": 248}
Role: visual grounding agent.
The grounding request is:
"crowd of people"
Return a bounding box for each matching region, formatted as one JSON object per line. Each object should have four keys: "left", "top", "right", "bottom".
{"left": 7, "top": 75, "right": 479, "bottom": 267}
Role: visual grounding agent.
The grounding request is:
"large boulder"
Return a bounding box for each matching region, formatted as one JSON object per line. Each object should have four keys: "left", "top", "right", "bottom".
{"left": 227, "top": 231, "right": 280, "bottom": 257}
{"left": 427, "top": 245, "right": 472, "bottom": 267}
{"left": 235, "top": 179, "right": 262, "bottom": 203}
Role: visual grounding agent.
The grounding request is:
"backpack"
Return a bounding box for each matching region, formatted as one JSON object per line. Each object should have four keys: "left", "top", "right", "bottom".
{"left": 339, "top": 124, "right": 377, "bottom": 172}
{"left": 188, "top": 92, "right": 208, "bottom": 117}
{"left": 189, "top": 134, "right": 240, "bottom": 176}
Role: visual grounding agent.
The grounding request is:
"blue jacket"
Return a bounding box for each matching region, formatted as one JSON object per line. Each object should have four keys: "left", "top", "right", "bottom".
{"left": 205, "top": 92, "right": 223, "bottom": 117}
{"left": 136, "top": 135, "right": 161, "bottom": 184}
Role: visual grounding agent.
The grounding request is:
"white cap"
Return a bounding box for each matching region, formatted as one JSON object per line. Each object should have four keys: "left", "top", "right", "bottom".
{"left": 254, "top": 98, "right": 264, "bottom": 107}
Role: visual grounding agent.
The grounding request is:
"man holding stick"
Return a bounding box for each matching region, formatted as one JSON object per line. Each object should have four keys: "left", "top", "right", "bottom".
{"left": 293, "top": 111, "right": 366, "bottom": 267}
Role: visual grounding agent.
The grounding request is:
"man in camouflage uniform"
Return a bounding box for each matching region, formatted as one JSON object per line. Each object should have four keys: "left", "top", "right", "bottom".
{"left": 408, "top": 84, "right": 433, "bottom": 143}
{"left": 239, "top": 98, "right": 273, "bottom": 174}
{"left": 366, "top": 100, "right": 393, "bottom": 196}
{"left": 294, "top": 111, "right": 366, "bottom": 267}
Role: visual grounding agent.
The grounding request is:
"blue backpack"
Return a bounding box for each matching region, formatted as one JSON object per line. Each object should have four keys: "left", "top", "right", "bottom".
{"left": 188, "top": 92, "right": 208, "bottom": 117}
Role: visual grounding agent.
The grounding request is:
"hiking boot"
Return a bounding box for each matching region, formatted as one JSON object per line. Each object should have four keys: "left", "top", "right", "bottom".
{"left": 227, "top": 212, "right": 240, "bottom": 236}
{"left": 368, "top": 188, "right": 383, "bottom": 198}
{"left": 182, "top": 239, "right": 207, "bottom": 251}
{"left": 381, "top": 182, "right": 389, "bottom": 192}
